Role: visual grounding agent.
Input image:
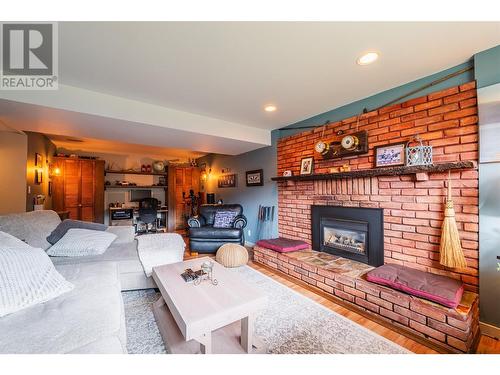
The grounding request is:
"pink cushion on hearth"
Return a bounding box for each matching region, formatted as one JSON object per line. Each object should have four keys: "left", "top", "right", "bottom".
{"left": 256, "top": 238, "right": 309, "bottom": 253}
{"left": 366, "top": 264, "right": 464, "bottom": 308}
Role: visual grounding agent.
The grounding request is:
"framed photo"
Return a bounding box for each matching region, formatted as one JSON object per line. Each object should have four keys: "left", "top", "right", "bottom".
{"left": 35, "top": 169, "right": 43, "bottom": 184}
{"left": 300, "top": 157, "right": 314, "bottom": 175}
{"left": 246, "top": 169, "right": 263, "bottom": 187}
{"left": 35, "top": 153, "right": 42, "bottom": 167}
{"left": 374, "top": 142, "right": 406, "bottom": 168}
{"left": 218, "top": 173, "right": 237, "bottom": 188}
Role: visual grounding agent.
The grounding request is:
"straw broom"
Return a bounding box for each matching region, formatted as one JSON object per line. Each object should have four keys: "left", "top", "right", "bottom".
{"left": 439, "top": 172, "right": 467, "bottom": 269}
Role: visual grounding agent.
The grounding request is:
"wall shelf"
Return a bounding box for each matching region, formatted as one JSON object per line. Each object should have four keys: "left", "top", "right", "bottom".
{"left": 104, "top": 170, "right": 167, "bottom": 176}
{"left": 271, "top": 161, "right": 477, "bottom": 182}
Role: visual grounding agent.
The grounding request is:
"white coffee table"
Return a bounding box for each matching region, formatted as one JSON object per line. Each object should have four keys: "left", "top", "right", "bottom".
{"left": 152, "top": 257, "right": 267, "bottom": 354}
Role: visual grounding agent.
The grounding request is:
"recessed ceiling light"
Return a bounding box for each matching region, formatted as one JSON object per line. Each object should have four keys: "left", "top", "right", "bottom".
{"left": 264, "top": 104, "right": 277, "bottom": 112}
{"left": 357, "top": 52, "right": 379, "bottom": 66}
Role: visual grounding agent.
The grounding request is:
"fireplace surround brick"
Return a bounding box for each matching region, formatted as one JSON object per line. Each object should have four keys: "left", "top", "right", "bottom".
{"left": 253, "top": 246, "right": 480, "bottom": 353}
{"left": 258, "top": 81, "right": 482, "bottom": 353}
{"left": 275, "top": 81, "right": 479, "bottom": 292}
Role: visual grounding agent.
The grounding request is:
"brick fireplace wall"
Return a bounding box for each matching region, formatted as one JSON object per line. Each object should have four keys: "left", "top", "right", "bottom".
{"left": 276, "top": 81, "right": 479, "bottom": 292}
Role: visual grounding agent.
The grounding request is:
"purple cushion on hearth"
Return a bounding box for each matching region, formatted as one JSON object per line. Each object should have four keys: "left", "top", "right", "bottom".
{"left": 256, "top": 238, "right": 309, "bottom": 253}
{"left": 366, "top": 264, "right": 464, "bottom": 308}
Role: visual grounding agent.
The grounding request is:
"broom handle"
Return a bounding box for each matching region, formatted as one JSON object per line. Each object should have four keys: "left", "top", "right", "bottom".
{"left": 447, "top": 171, "right": 452, "bottom": 200}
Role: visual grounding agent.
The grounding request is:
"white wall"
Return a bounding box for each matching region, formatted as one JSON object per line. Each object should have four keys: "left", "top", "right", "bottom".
{"left": 0, "top": 132, "right": 27, "bottom": 214}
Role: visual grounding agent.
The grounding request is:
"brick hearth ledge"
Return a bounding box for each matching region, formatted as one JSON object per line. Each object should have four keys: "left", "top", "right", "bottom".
{"left": 254, "top": 246, "right": 479, "bottom": 353}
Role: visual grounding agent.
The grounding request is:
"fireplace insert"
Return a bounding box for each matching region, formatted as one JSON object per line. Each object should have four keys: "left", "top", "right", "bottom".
{"left": 311, "top": 205, "right": 384, "bottom": 267}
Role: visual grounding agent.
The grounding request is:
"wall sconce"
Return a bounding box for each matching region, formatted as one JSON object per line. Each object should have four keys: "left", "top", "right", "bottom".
{"left": 201, "top": 168, "right": 212, "bottom": 181}
{"left": 49, "top": 163, "right": 61, "bottom": 177}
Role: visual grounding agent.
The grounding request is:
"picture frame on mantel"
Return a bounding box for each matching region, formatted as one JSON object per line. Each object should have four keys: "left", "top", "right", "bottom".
{"left": 246, "top": 169, "right": 264, "bottom": 187}
{"left": 374, "top": 142, "right": 406, "bottom": 168}
{"left": 300, "top": 157, "right": 314, "bottom": 175}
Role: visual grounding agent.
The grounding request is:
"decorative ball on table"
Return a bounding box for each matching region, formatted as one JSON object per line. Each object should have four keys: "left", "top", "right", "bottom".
{"left": 216, "top": 243, "right": 249, "bottom": 268}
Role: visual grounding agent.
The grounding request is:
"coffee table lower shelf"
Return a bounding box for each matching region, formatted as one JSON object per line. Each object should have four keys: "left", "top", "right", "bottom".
{"left": 152, "top": 297, "right": 267, "bottom": 354}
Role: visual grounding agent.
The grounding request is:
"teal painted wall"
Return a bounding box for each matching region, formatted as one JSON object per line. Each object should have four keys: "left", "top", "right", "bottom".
{"left": 199, "top": 61, "right": 476, "bottom": 244}
{"left": 278, "top": 61, "right": 474, "bottom": 139}
{"left": 474, "top": 45, "right": 500, "bottom": 88}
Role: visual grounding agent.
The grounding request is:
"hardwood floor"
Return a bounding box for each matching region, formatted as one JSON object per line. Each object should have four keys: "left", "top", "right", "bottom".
{"left": 180, "top": 238, "right": 500, "bottom": 354}
{"left": 248, "top": 262, "right": 500, "bottom": 354}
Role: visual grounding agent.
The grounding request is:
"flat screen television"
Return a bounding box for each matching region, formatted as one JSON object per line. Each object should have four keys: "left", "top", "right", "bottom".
{"left": 130, "top": 189, "right": 152, "bottom": 202}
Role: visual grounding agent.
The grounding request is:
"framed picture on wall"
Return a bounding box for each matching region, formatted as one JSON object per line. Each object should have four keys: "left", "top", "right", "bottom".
{"left": 300, "top": 157, "right": 314, "bottom": 175}
{"left": 218, "top": 173, "right": 237, "bottom": 188}
{"left": 35, "top": 169, "right": 43, "bottom": 184}
{"left": 374, "top": 142, "right": 406, "bottom": 168}
{"left": 246, "top": 169, "right": 263, "bottom": 187}
{"left": 35, "top": 153, "right": 42, "bottom": 167}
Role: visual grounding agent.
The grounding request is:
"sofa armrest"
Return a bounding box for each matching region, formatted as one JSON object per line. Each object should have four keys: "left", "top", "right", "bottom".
{"left": 106, "top": 226, "right": 135, "bottom": 244}
{"left": 188, "top": 215, "right": 206, "bottom": 228}
{"left": 232, "top": 215, "right": 247, "bottom": 229}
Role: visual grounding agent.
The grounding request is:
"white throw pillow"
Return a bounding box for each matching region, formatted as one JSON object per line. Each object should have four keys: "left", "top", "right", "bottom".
{"left": 47, "top": 228, "right": 117, "bottom": 257}
{"left": 0, "top": 231, "right": 74, "bottom": 318}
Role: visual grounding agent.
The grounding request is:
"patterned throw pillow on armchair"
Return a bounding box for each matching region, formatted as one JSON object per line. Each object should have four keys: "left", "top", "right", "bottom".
{"left": 213, "top": 211, "right": 238, "bottom": 228}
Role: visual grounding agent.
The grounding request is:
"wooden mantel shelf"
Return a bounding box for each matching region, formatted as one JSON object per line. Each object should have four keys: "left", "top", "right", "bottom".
{"left": 271, "top": 161, "right": 477, "bottom": 182}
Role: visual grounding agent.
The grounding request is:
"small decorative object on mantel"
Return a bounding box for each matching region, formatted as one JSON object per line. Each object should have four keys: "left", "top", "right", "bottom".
{"left": 283, "top": 170, "right": 293, "bottom": 177}
{"left": 246, "top": 169, "right": 263, "bottom": 187}
{"left": 406, "top": 135, "right": 433, "bottom": 166}
{"left": 439, "top": 172, "right": 467, "bottom": 269}
{"left": 300, "top": 157, "right": 314, "bottom": 175}
{"left": 314, "top": 130, "right": 368, "bottom": 160}
{"left": 374, "top": 142, "right": 406, "bottom": 168}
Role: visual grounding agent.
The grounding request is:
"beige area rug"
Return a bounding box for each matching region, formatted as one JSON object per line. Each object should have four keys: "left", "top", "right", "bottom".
{"left": 122, "top": 266, "right": 410, "bottom": 354}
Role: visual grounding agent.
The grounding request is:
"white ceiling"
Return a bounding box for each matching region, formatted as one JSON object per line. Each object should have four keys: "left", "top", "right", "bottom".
{"left": 58, "top": 22, "right": 500, "bottom": 128}
{"left": 1, "top": 22, "right": 499, "bottom": 155}
{"left": 0, "top": 98, "right": 266, "bottom": 156}
{"left": 47, "top": 134, "right": 205, "bottom": 161}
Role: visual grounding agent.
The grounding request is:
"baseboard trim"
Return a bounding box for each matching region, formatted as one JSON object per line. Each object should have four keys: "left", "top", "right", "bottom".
{"left": 480, "top": 321, "right": 500, "bottom": 340}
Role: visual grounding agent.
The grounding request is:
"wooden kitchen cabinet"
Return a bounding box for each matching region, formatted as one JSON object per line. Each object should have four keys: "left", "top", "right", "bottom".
{"left": 52, "top": 157, "right": 105, "bottom": 223}
{"left": 172, "top": 166, "right": 200, "bottom": 230}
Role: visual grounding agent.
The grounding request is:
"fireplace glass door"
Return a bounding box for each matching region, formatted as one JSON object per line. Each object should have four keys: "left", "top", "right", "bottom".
{"left": 322, "top": 219, "right": 368, "bottom": 256}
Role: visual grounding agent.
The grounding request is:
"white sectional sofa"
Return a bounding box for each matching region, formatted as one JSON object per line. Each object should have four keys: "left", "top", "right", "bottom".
{"left": 0, "top": 210, "right": 156, "bottom": 354}
{"left": 0, "top": 261, "right": 126, "bottom": 353}
{"left": 0, "top": 210, "right": 155, "bottom": 290}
